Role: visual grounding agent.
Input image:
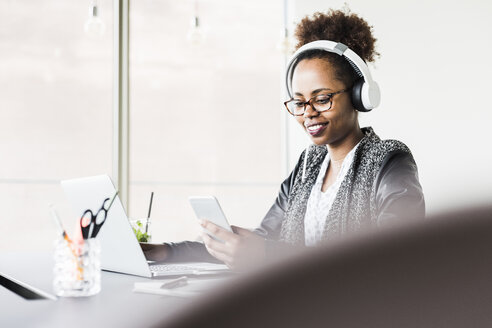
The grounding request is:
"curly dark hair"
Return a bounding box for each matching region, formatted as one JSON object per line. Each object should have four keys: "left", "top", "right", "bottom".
{"left": 293, "top": 9, "right": 379, "bottom": 88}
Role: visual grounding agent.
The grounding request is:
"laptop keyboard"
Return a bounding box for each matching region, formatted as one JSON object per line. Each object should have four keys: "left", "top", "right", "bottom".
{"left": 149, "top": 263, "right": 229, "bottom": 273}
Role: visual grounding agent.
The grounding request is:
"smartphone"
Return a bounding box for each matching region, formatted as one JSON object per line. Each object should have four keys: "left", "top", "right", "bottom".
{"left": 188, "top": 196, "right": 233, "bottom": 242}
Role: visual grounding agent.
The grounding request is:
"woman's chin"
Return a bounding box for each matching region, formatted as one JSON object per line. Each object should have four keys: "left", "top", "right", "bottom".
{"left": 309, "top": 136, "right": 328, "bottom": 146}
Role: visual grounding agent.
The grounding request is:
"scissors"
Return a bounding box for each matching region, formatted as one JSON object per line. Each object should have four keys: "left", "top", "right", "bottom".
{"left": 80, "top": 191, "right": 118, "bottom": 239}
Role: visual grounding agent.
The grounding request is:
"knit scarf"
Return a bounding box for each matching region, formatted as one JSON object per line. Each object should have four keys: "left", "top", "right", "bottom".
{"left": 279, "top": 127, "right": 412, "bottom": 245}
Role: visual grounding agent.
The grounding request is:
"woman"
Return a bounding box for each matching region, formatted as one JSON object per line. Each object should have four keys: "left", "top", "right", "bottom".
{"left": 141, "top": 9, "right": 425, "bottom": 270}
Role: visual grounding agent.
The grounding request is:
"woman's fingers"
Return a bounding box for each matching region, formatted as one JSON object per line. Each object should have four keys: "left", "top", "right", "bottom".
{"left": 200, "top": 220, "right": 236, "bottom": 242}
{"left": 201, "top": 232, "right": 231, "bottom": 256}
{"left": 231, "top": 225, "right": 253, "bottom": 236}
{"left": 201, "top": 222, "right": 267, "bottom": 270}
{"left": 202, "top": 234, "right": 233, "bottom": 264}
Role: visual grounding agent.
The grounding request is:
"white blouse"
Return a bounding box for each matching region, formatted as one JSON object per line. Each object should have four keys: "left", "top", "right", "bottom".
{"left": 304, "top": 143, "right": 360, "bottom": 246}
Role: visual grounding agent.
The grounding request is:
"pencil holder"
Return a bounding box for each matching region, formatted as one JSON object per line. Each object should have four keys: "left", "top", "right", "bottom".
{"left": 53, "top": 238, "right": 101, "bottom": 297}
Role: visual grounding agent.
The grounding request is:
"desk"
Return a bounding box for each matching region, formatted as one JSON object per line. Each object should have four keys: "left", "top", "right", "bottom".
{"left": 0, "top": 251, "right": 226, "bottom": 327}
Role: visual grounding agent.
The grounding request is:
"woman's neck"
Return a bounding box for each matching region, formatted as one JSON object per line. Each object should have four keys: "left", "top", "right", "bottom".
{"left": 326, "top": 127, "right": 364, "bottom": 163}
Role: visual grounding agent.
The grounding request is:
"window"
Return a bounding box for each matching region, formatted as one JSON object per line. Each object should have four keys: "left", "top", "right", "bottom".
{"left": 128, "top": 1, "right": 284, "bottom": 242}
{"left": 0, "top": 1, "right": 113, "bottom": 250}
{"left": 0, "top": 0, "right": 286, "bottom": 251}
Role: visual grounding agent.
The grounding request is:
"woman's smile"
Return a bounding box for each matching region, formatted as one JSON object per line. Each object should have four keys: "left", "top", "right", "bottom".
{"left": 305, "top": 121, "right": 328, "bottom": 136}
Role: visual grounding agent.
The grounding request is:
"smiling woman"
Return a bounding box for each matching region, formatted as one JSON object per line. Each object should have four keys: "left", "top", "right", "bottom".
{"left": 278, "top": 9, "right": 424, "bottom": 247}
{"left": 141, "top": 8, "right": 425, "bottom": 270}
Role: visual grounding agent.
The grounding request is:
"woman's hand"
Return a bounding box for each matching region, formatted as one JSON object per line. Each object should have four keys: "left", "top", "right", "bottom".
{"left": 200, "top": 220, "right": 266, "bottom": 271}
{"left": 139, "top": 242, "right": 171, "bottom": 262}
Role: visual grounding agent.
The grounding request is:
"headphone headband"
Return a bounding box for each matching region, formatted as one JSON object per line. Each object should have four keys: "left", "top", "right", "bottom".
{"left": 285, "top": 40, "right": 380, "bottom": 111}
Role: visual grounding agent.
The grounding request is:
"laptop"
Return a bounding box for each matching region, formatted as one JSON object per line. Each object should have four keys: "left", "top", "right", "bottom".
{"left": 60, "top": 175, "right": 230, "bottom": 278}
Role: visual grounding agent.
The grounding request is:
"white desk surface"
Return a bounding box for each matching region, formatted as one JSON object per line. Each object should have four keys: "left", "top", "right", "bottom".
{"left": 0, "top": 251, "right": 230, "bottom": 327}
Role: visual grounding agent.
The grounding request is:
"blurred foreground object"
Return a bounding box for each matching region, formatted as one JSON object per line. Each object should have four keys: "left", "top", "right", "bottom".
{"left": 161, "top": 205, "right": 492, "bottom": 328}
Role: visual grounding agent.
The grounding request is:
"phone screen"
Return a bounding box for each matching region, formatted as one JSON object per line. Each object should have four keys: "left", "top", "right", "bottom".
{"left": 189, "top": 196, "right": 233, "bottom": 242}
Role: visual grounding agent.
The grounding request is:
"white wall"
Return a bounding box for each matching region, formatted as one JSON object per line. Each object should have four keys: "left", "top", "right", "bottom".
{"left": 286, "top": 0, "right": 492, "bottom": 215}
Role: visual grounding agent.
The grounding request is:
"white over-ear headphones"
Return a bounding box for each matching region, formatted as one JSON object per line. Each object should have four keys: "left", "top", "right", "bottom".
{"left": 285, "top": 40, "right": 380, "bottom": 112}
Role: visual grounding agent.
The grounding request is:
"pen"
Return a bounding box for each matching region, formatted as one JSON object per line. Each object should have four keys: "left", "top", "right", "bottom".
{"left": 106, "top": 191, "right": 119, "bottom": 212}
{"left": 49, "top": 204, "right": 72, "bottom": 243}
{"left": 160, "top": 276, "right": 188, "bottom": 289}
{"left": 49, "top": 204, "right": 84, "bottom": 280}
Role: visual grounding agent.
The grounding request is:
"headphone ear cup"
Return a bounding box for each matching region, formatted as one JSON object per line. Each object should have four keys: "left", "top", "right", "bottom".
{"left": 351, "top": 78, "right": 370, "bottom": 112}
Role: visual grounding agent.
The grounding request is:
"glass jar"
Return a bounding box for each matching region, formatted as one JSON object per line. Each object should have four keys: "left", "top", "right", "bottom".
{"left": 53, "top": 238, "right": 101, "bottom": 297}
{"left": 130, "top": 218, "right": 152, "bottom": 242}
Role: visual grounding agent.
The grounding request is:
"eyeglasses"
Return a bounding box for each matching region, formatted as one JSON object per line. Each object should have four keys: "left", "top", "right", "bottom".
{"left": 284, "top": 89, "right": 350, "bottom": 116}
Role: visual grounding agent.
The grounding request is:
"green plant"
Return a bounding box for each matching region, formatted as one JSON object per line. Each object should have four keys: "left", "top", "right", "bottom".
{"left": 132, "top": 220, "right": 150, "bottom": 242}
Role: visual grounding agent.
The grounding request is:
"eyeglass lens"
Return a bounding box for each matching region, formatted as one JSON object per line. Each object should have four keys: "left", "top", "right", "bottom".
{"left": 287, "top": 95, "right": 333, "bottom": 115}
